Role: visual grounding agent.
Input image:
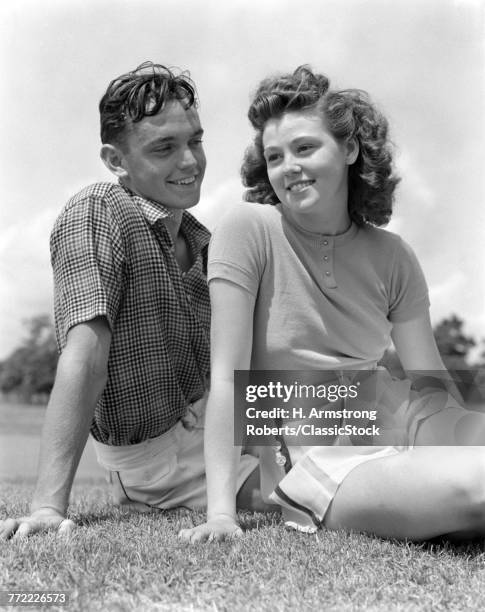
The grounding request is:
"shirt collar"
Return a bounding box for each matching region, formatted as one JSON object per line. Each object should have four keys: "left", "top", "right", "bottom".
{"left": 119, "top": 181, "right": 210, "bottom": 250}
{"left": 119, "top": 181, "right": 172, "bottom": 225}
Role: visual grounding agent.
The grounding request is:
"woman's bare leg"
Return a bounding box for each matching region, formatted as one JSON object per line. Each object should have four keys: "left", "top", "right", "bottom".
{"left": 324, "top": 446, "right": 485, "bottom": 540}
{"left": 414, "top": 408, "right": 485, "bottom": 446}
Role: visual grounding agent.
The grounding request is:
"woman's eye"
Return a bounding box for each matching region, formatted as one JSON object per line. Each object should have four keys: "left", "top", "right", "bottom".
{"left": 298, "top": 144, "right": 314, "bottom": 153}
{"left": 265, "top": 153, "right": 280, "bottom": 163}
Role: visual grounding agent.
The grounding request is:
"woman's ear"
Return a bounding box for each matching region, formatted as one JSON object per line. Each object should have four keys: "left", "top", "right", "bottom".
{"left": 345, "top": 138, "right": 359, "bottom": 165}
{"left": 100, "top": 144, "right": 129, "bottom": 179}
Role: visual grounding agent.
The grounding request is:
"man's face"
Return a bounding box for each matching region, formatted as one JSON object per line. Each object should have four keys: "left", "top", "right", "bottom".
{"left": 120, "top": 100, "right": 206, "bottom": 210}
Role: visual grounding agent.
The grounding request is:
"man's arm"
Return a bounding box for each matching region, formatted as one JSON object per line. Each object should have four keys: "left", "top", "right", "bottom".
{"left": 0, "top": 317, "right": 111, "bottom": 540}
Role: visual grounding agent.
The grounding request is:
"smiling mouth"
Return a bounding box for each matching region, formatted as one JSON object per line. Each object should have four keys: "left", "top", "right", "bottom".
{"left": 168, "top": 176, "right": 198, "bottom": 186}
{"left": 286, "top": 180, "right": 315, "bottom": 192}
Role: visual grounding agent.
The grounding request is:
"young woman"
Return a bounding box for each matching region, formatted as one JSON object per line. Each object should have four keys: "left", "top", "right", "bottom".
{"left": 179, "top": 66, "right": 485, "bottom": 542}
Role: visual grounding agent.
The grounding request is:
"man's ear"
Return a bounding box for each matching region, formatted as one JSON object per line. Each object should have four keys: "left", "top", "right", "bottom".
{"left": 345, "top": 138, "right": 359, "bottom": 165}
{"left": 100, "top": 144, "right": 129, "bottom": 179}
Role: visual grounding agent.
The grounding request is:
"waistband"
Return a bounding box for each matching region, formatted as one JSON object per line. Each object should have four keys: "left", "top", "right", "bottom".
{"left": 91, "top": 396, "right": 206, "bottom": 471}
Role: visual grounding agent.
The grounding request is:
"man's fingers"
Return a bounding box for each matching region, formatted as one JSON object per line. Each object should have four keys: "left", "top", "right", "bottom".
{"left": 12, "top": 521, "right": 33, "bottom": 540}
{"left": 0, "top": 518, "right": 21, "bottom": 540}
{"left": 0, "top": 514, "right": 72, "bottom": 540}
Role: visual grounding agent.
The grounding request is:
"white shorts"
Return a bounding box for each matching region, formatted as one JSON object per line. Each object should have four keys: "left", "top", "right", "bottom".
{"left": 262, "top": 369, "right": 469, "bottom": 527}
{"left": 92, "top": 396, "right": 258, "bottom": 511}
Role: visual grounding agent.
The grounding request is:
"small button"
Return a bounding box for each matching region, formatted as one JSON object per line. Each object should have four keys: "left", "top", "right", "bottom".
{"left": 275, "top": 453, "right": 287, "bottom": 466}
{"left": 325, "top": 271, "right": 331, "bottom": 276}
{"left": 323, "top": 240, "right": 328, "bottom": 246}
{"left": 323, "top": 255, "right": 329, "bottom": 261}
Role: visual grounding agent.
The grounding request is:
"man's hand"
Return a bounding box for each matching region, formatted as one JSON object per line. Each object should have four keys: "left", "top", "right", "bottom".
{"left": 1, "top": 318, "right": 111, "bottom": 543}
{"left": 178, "top": 514, "right": 242, "bottom": 543}
{"left": 0, "top": 508, "right": 75, "bottom": 540}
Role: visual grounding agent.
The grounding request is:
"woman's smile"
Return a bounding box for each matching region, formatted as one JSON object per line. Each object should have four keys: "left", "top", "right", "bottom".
{"left": 286, "top": 179, "right": 316, "bottom": 193}
{"left": 263, "top": 109, "right": 356, "bottom": 233}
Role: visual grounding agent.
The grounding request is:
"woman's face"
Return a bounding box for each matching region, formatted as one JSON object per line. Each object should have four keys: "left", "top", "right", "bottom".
{"left": 262, "top": 110, "right": 357, "bottom": 228}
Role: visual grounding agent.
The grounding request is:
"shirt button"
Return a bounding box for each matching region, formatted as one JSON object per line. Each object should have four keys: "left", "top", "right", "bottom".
{"left": 323, "top": 255, "right": 329, "bottom": 261}
{"left": 323, "top": 240, "right": 328, "bottom": 246}
{"left": 325, "top": 271, "right": 331, "bottom": 276}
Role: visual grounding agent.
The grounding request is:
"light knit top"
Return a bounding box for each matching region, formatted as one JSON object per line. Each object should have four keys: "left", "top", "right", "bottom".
{"left": 208, "top": 202, "right": 429, "bottom": 371}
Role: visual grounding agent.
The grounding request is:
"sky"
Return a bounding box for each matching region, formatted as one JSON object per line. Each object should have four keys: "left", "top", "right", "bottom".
{"left": 0, "top": 0, "right": 484, "bottom": 360}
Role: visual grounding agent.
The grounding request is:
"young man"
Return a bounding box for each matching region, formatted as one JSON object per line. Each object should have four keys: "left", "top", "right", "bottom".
{"left": 0, "top": 62, "right": 259, "bottom": 539}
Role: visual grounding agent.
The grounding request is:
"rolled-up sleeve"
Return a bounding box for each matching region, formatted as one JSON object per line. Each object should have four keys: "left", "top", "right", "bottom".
{"left": 50, "top": 194, "right": 125, "bottom": 346}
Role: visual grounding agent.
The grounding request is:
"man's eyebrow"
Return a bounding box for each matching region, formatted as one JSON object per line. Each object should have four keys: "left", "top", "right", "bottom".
{"left": 146, "top": 129, "right": 204, "bottom": 147}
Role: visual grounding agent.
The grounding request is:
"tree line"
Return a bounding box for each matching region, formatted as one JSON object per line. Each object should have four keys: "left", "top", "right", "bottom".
{"left": 0, "top": 313, "right": 483, "bottom": 405}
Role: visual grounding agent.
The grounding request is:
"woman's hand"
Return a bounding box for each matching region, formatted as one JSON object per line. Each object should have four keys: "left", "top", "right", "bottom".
{"left": 178, "top": 514, "right": 242, "bottom": 543}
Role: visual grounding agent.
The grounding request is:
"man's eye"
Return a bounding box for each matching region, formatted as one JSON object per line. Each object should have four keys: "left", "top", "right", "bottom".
{"left": 190, "top": 138, "right": 204, "bottom": 147}
{"left": 153, "top": 146, "right": 173, "bottom": 155}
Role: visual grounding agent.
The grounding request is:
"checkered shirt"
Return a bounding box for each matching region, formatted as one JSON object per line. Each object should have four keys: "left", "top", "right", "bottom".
{"left": 50, "top": 182, "right": 211, "bottom": 445}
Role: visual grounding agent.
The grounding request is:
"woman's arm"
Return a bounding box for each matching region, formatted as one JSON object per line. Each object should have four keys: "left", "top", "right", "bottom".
{"left": 179, "top": 278, "right": 256, "bottom": 542}
{"left": 391, "top": 311, "right": 463, "bottom": 402}
{"left": 391, "top": 311, "right": 446, "bottom": 371}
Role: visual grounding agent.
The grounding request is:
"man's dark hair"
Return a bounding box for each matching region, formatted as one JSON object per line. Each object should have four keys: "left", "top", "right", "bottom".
{"left": 99, "top": 61, "right": 198, "bottom": 147}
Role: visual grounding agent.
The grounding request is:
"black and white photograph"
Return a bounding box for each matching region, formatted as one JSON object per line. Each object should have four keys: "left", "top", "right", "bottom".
{"left": 1, "top": 0, "right": 484, "bottom": 610}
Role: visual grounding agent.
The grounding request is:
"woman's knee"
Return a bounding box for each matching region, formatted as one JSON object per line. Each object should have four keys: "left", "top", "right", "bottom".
{"left": 453, "top": 450, "right": 485, "bottom": 528}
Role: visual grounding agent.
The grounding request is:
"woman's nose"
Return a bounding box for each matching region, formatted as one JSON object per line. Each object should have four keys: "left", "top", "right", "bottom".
{"left": 282, "top": 155, "right": 301, "bottom": 175}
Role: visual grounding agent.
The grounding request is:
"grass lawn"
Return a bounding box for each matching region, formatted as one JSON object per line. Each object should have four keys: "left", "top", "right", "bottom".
{"left": 1, "top": 481, "right": 485, "bottom": 611}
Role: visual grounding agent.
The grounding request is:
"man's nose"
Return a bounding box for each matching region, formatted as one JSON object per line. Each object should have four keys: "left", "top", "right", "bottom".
{"left": 178, "top": 147, "right": 198, "bottom": 169}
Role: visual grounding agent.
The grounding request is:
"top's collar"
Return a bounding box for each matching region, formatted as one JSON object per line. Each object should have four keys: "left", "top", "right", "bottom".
{"left": 278, "top": 205, "right": 358, "bottom": 247}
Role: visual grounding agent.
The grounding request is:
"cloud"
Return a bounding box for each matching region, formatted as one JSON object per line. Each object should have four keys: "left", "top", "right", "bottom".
{"left": 429, "top": 271, "right": 467, "bottom": 310}
{"left": 393, "top": 149, "right": 437, "bottom": 227}
{"left": 192, "top": 178, "right": 246, "bottom": 231}
{"left": 0, "top": 208, "right": 58, "bottom": 359}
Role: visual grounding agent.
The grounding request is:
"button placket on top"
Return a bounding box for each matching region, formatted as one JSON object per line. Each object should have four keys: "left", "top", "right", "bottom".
{"left": 321, "top": 237, "right": 337, "bottom": 288}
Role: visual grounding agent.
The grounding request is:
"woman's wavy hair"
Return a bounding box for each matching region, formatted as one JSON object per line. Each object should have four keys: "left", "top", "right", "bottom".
{"left": 242, "top": 66, "right": 400, "bottom": 226}
{"left": 99, "top": 61, "right": 197, "bottom": 147}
